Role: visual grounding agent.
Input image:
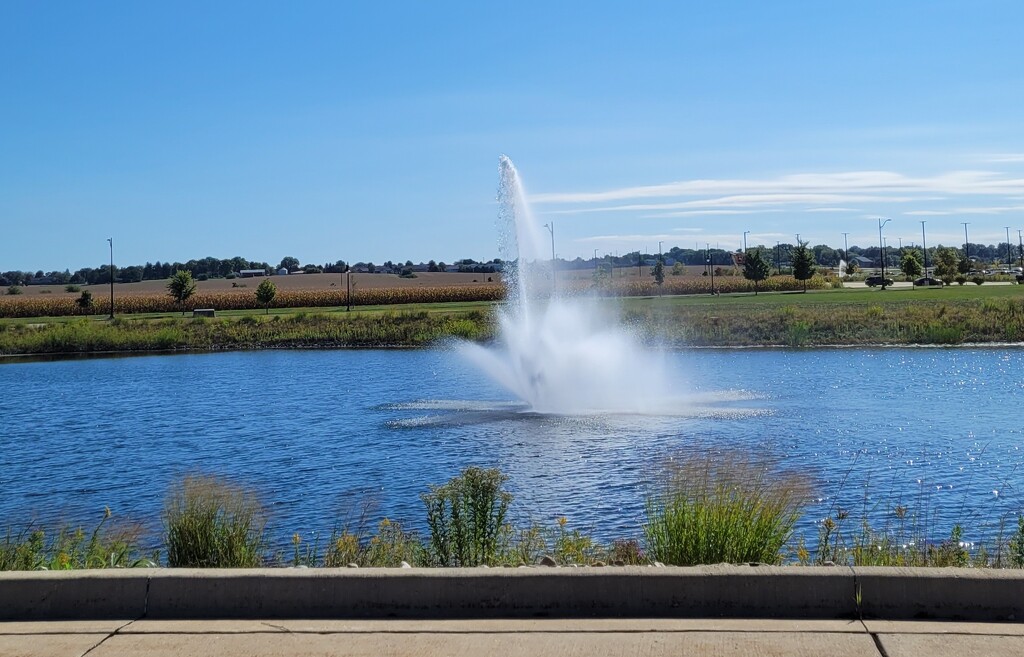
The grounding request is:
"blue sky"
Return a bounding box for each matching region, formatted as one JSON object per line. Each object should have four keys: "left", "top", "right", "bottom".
{"left": 2, "top": 1, "right": 1023, "bottom": 271}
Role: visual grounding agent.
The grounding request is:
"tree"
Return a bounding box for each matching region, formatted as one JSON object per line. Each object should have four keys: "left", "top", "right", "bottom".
{"left": 900, "top": 248, "right": 923, "bottom": 281}
{"left": 791, "top": 241, "right": 817, "bottom": 292}
{"left": 428, "top": 260, "right": 439, "bottom": 272}
{"left": 653, "top": 260, "right": 665, "bottom": 287}
{"left": 255, "top": 279, "right": 277, "bottom": 314}
{"left": 743, "top": 248, "right": 771, "bottom": 294}
{"left": 845, "top": 259, "right": 859, "bottom": 276}
{"left": 76, "top": 290, "right": 94, "bottom": 311}
{"left": 671, "top": 262, "right": 684, "bottom": 276}
{"left": 958, "top": 255, "right": 973, "bottom": 275}
{"left": 166, "top": 270, "right": 196, "bottom": 315}
{"left": 933, "top": 247, "right": 960, "bottom": 285}
{"left": 278, "top": 256, "right": 299, "bottom": 272}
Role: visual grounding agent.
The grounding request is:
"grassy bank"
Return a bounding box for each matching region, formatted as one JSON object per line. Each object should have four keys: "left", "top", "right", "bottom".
{"left": 1, "top": 286, "right": 1024, "bottom": 355}
{"left": 4, "top": 462, "right": 1023, "bottom": 570}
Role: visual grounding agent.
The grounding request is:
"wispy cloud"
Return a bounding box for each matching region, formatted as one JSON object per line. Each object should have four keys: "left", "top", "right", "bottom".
{"left": 532, "top": 170, "right": 1024, "bottom": 205}
{"left": 976, "top": 153, "right": 1024, "bottom": 164}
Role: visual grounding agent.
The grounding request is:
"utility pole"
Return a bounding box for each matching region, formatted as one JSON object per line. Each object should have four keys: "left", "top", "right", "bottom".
{"left": 842, "top": 232, "right": 849, "bottom": 264}
{"left": 1019, "top": 230, "right": 1023, "bottom": 270}
{"left": 776, "top": 241, "right": 781, "bottom": 274}
{"left": 107, "top": 238, "right": 114, "bottom": 319}
{"left": 706, "top": 244, "right": 715, "bottom": 294}
{"left": 1006, "top": 227, "right": 1012, "bottom": 268}
{"left": 743, "top": 231, "right": 749, "bottom": 254}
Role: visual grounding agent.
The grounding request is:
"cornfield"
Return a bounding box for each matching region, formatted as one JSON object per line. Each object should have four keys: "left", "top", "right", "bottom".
{"left": 0, "top": 276, "right": 830, "bottom": 319}
{"left": 0, "top": 285, "right": 506, "bottom": 318}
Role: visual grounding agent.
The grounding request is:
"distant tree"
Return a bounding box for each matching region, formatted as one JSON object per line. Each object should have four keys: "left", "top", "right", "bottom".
{"left": 118, "top": 265, "right": 144, "bottom": 283}
{"left": 367, "top": 262, "right": 376, "bottom": 273}
{"left": 933, "top": 247, "right": 960, "bottom": 285}
{"left": 845, "top": 259, "right": 859, "bottom": 276}
{"left": 76, "top": 290, "right": 94, "bottom": 311}
{"left": 255, "top": 279, "right": 277, "bottom": 314}
{"left": 427, "top": 260, "right": 439, "bottom": 272}
{"left": 166, "top": 270, "right": 196, "bottom": 315}
{"left": 900, "top": 248, "right": 923, "bottom": 281}
{"left": 743, "top": 248, "right": 771, "bottom": 294}
{"left": 437, "top": 261, "right": 447, "bottom": 272}
{"left": 653, "top": 260, "right": 665, "bottom": 287}
{"left": 671, "top": 262, "right": 684, "bottom": 276}
{"left": 278, "top": 256, "right": 299, "bottom": 272}
{"left": 791, "top": 241, "right": 817, "bottom": 292}
{"left": 958, "top": 255, "right": 973, "bottom": 275}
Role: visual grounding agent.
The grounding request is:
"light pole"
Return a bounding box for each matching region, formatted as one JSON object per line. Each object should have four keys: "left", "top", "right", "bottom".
{"left": 878, "top": 218, "right": 891, "bottom": 288}
{"left": 743, "top": 231, "right": 749, "bottom": 254}
{"left": 919, "top": 221, "right": 928, "bottom": 277}
{"left": 1019, "top": 230, "right": 1023, "bottom": 270}
{"left": 776, "top": 241, "right": 781, "bottom": 274}
{"left": 658, "top": 241, "right": 663, "bottom": 262}
{"left": 542, "top": 222, "right": 555, "bottom": 287}
{"left": 594, "top": 249, "right": 599, "bottom": 275}
{"left": 1006, "top": 227, "right": 1012, "bottom": 268}
{"left": 842, "top": 232, "right": 849, "bottom": 264}
{"left": 706, "top": 243, "right": 715, "bottom": 294}
{"left": 107, "top": 238, "right": 114, "bottom": 319}
{"left": 962, "top": 222, "right": 970, "bottom": 266}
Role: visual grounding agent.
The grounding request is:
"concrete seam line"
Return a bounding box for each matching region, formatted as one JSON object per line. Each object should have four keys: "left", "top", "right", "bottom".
{"left": 79, "top": 619, "right": 136, "bottom": 657}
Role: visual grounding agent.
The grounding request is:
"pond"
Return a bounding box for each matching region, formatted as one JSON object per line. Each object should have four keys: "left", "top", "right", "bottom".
{"left": 1, "top": 347, "right": 1021, "bottom": 552}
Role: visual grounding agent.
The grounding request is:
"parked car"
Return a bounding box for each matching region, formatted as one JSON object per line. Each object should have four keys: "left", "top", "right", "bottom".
{"left": 1017, "top": 273, "right": 1024, "bottom": 284}
{"left": 913, "top": 277, "right": 944, "bottom": 287}
{"left": 865, "top": 275, "right": 894, "bottom": 287}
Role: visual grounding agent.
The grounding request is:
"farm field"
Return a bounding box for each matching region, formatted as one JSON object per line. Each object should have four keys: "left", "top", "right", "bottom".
{"left": 13, "top": 271, "right": 502, "bottom": 296}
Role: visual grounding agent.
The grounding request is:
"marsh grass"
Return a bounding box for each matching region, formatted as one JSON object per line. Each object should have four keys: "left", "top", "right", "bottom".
{"left": 163, "top": 475, "right": 266, "bottom": 567}
{"left": 0, "top": 508, "right": 149, "bottom": 570}
{"left": 644, "top": 452, "right": 810, "bottom": 565}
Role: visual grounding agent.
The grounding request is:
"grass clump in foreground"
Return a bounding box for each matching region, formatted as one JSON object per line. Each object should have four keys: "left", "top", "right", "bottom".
{"left": 163, "top": 475, "right": 266, "bottom": 567}
{"left": 644, "top": 452, "right": 810, "bottom": 566}
{"left": 0, "top": 508, "right": 151, "bottom": 570}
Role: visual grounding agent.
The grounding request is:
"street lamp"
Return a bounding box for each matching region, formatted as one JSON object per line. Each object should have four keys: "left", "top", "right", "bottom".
{"left": 1006, "top": 227, "right": 1012, "bottom": 268}
{"left": 919, "top": 221, "right": 928, "bottom": 277}
{"left": 542, "top": 222, "right": 555, "bottom": 287}
{"left": 842, "top": 232, "right": 849, "bottom": 264}
{"left": 706, "top": 243, "right": 715, "bottom": 294}
{"left": 743, "top": 231, "right": 750, "bottom": 254}
{"left": 1019, "top": 230, "right": 1023, "bottom": 270}
{"left": 962, "top": 222, "right": 970, "bottom": 266}
{"left": 878, "top": 218, "right": 891, "bottom": 288}
{"left": 107, "top": 238, "right": 114, "bottom": 319}
{"left": 658, "top": 241, "right": 663, "bottom": 262}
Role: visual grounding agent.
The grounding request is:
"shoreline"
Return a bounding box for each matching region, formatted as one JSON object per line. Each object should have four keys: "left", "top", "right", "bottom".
{"left": 3, "top": 339, "right": 1024, "bottom": 364}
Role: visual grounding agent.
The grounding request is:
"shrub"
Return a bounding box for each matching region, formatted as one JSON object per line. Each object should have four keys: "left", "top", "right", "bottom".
{"left": 65, "top": 285, "right": 81, "bottom": 293}
{"left": 972, "top": 276, "right": 985, "bottom": 285}
{"left": 955, "top": 275, "right": 967, "bottom": 286}
{"left": 644, "top": 451, "right": 809, "bottom": 565}
{"left": 163, "top": 475, "right": 266, "bottom": 567}
{"left": 422, "top": 466, "right": 512, "bottom": 566}
{"left": 6, "top": 286, "right": 21, "bottom": 295}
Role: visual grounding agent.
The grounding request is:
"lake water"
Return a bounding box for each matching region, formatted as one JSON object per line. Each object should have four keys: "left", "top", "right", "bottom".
{"left": 1, "top": 347, "right": 1022, "bottom": 553}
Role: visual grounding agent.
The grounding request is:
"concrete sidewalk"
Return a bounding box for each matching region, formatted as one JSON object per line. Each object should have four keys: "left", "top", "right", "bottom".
{"left": 3, "top": 618, "right": 1024, "bottom": 657}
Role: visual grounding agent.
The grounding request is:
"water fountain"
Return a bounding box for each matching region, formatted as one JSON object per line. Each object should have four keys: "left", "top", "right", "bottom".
{"left": 457, "top": 156, "right": 675, "bottom": 415}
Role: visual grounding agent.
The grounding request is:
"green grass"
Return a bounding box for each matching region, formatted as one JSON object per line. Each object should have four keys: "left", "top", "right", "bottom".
{"left": 644, "top": 452, "right": 810, "bottom": 566}
{"left": 163, "top": 475, "right": 267, "bottom": 568}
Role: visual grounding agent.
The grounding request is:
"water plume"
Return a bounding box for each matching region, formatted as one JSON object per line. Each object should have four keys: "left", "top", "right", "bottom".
{"left": 458, "top": 156, "right": 676, "bottom": 415}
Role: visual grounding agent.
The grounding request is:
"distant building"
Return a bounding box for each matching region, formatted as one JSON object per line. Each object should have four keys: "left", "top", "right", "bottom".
{"left": 276, "top": 268, "right": 289, "bottom": 275}
{"left": 238, "top": 269, "right": 266, "bottom": 278}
